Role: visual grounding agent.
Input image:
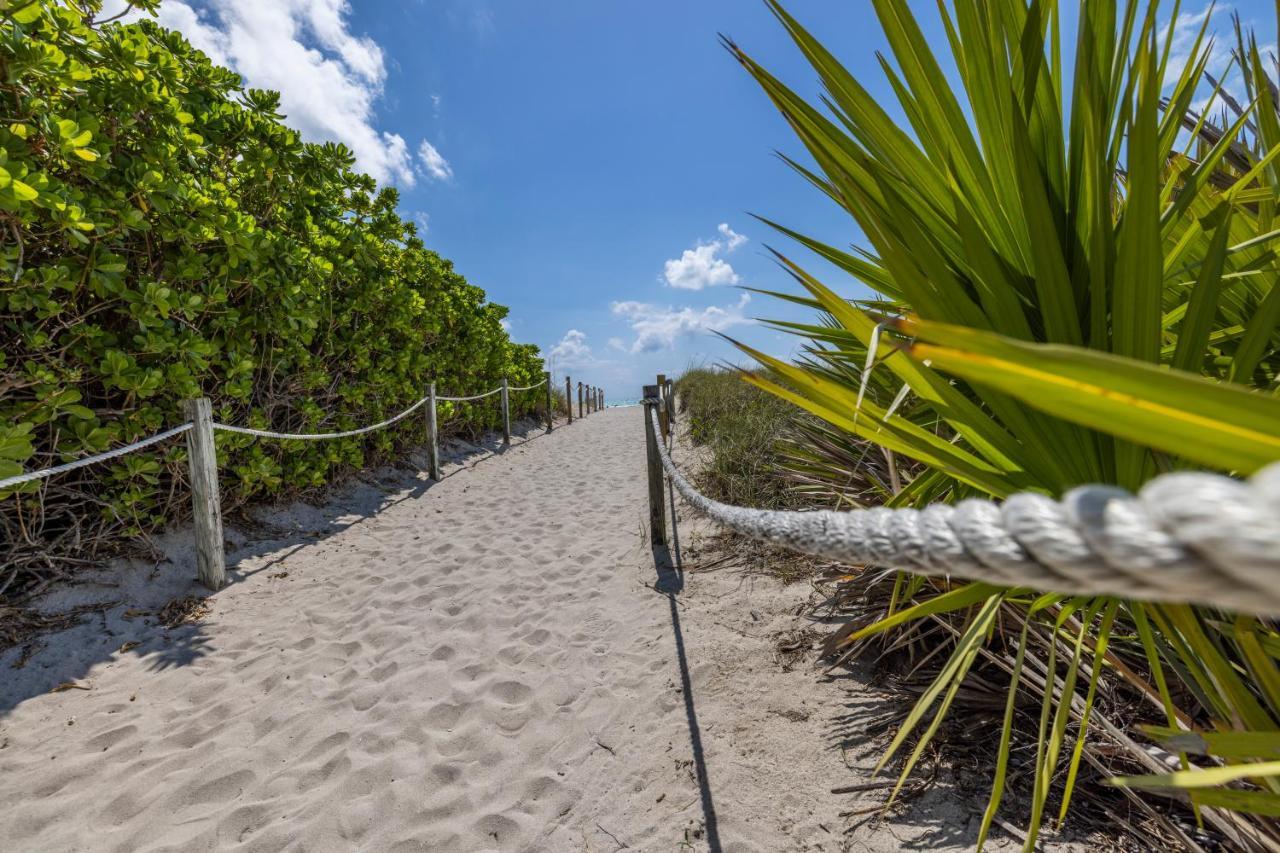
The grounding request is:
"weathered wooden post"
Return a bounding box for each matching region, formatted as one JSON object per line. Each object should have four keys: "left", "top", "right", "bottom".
{"left": 543, "top": 371, "right": 553, "bottom": 432}
{"left": 426, "top": 382, "right": 440, "bottom": 480}
{"left": 500, "top": 377, "right": 511, "bottom": 445}
{"left": 642, "top": 387, "right": 666, "bottom": 546}
{"left": 182, "top": 398, "right": 226, "bottom": 590}
{"left": 656, "top": 373, "right": 669, "bottom": 440}
{"left": 565, "top": 376, "right": 573, "bottom": 424}
{"left": 578, "top": 382, "right": 584, "bottom": 419}
{"left": 665, "top": 379, "right": 675, "bottom": 428}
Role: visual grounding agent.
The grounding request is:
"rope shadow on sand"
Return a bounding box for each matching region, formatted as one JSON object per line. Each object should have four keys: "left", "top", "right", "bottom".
{"left": 653, "top": 490, "right": 723, "bottom": 853}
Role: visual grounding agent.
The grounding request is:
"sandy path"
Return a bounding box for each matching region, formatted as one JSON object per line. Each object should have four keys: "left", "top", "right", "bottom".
{"left": 1, "top": 407, "right": 1031, "bottom": 852}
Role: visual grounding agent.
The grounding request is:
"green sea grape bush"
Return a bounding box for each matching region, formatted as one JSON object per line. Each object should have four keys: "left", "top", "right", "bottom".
{"left": 0, "top": 0, "right": 545, "bottom": 597}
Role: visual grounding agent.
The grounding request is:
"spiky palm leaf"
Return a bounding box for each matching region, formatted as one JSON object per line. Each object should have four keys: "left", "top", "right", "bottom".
{"left": 729, "top": 0, "right": 1280, "bottom": 848}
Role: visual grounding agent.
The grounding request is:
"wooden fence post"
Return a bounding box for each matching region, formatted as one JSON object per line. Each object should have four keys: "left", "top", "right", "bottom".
{"left": 426, "top": 382, "right": 440, "bottom": 480}
{"left": 566, "top": 375, "right": 573, "bottom": 424}
{"left": 665, "top": 379, "right": 675, "bottom": 427}
{"left": 656, "top": 373, "right": 669, "bottom": 440}
{"left": 578, "top": 382, "right": 584, "bottom": 419}
{"left": 182, "top": 398, "right": 225, "bottom": 590}
{"left": 501, "top": 377, "right": 511, "bottom": 445}
{"left": 642, "top": 389, "right": 666, "bottom": 546}
{"left": 544, "top": 371, "right": 553, "bottom": 432}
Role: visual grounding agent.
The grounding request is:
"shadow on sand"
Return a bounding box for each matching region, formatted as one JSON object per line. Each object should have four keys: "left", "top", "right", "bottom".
{"left": 0, "top": 418, "right": 563, "bottom": 717}
{"left": 651, "top": 481, "right": 723, "bottom": 853}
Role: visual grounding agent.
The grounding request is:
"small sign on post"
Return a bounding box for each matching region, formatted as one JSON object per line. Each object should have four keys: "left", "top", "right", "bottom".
{"left": 501, "top": 377, "right": 511, "bottom": 445}
{"left": 182, "top": 397, "right": 226, "bottom": 590}
{"left": 426, "top": 382, "right": 440, "bottom": 480}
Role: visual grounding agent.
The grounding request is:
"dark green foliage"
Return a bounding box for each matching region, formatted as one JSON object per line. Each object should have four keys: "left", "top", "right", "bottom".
{"left": 0, "top": 1, "right": 544, "bottom": 596}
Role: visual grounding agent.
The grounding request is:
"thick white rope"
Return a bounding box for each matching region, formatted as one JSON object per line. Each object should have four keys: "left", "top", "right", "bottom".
{"left": 0, "top": 423, "right": 194, "bottom": 490}
{"left": 647, "top": 406, "right": 1280, "bottom": 615}
{"left": 508, "top": 378, "right": 548, "bottom": 392}
{"left": 212, "top": 395, "right": 431, "bottom": 440}
{"left": 437, "top": 387, "right": 502, "bottom": 403}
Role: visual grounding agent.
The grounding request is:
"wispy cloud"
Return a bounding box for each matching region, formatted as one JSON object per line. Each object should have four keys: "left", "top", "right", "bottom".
{"left": 114, "top": 0, "right": 448, "bottom": 188}
{"left": 418, "top": 140, "right": 453, "bottom": 181}
{"left": 662, "top": 223, "right": 748, "bottom": 290}
{"left": 611, "top": 293, "right": 753, "bottom": 353}
{"left": 1159, "top": 4, "right": 1276, "bottom": 116}
{"left": 1164, "top": 4, "right": 1235, "bottom": 92}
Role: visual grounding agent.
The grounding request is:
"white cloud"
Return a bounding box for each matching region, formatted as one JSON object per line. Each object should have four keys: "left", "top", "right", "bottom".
{"left": 549, "top": 329, "right": 594, "bottom": 367}
{"left": 1164, "top": 6, "right": 1233, "bottom": 90}
{"left": 662, "top": 223, "right": 749, "bottom": 290}
{"left": 1159, "top": 4, "right": 1271, "bottom": 116}
{"left": 499, "top": 318, "right": 511, "bottom": 332}
{"left": 607, "top": 337, "right": 626, "bottom": 352}
{"left": 418, "top": 140, "right": 453, "bottom": 181}
{"left": 611, "top": 293, "right": 753, "bottom": 353}
{"left": 718, "top": 222, "right": 747, "bottom": 250}
{"left": 112, "top": 0, "right": 440, "bottom": 187}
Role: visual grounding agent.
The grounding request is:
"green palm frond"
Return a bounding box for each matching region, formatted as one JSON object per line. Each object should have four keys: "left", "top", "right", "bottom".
{"left": 732, "top": 0, "right": 1280, "bottom": 846}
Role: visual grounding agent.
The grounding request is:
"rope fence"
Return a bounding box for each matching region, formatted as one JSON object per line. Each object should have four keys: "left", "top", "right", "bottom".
{"left": 640, "top": 384, "right": 1280, "bottom": 616}
{"left": 437, "top": 387, "right": 502, "bottom": 403}
{"left": 4, "top": 371, "right": 609, "bottom": 592}
{"left": 0, "top": 423, "right": 194, "bottom": 490}
{"left": 210, "top": 396, "right": 432, "bottom": 441}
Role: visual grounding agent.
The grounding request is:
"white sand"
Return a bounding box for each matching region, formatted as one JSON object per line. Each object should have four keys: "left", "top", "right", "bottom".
{"left": 0, "top": 407, "right": 1050, "bottom": 851}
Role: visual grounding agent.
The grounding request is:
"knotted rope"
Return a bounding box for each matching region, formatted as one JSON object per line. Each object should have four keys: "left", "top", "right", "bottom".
{"left": 647, "top": 406, "right": 1280, "bottom": 614}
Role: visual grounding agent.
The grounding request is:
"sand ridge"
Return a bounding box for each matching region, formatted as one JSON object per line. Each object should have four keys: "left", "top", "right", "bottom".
{"left": 0, "top": 407, "right": 1036, "bottom": 852}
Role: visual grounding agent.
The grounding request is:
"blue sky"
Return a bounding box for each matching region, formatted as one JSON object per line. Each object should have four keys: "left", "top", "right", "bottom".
{"left": 116, "top": 0, "right": 1272, "bottom": 399}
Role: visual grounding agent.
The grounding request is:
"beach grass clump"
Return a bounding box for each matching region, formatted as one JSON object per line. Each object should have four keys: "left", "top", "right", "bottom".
{"left": 675, "top": 367, "right": 809, "bottom": 512}
{"left": 726, "top": 0, "right": 1280, "bottom": 847}
{"left": 0, "top": 2, "right": 546, "bottom": 601}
